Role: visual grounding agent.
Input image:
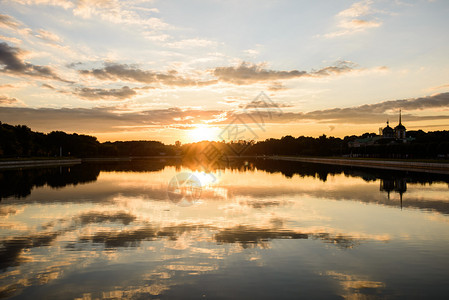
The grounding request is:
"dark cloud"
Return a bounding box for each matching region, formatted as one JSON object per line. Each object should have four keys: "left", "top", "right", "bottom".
{"left": 78, "top": 61, "right": 356, "bottom": 87}
{"left": 213, "top": 62, "right": 306, "bottom": 84}
{"left": 297, "top": 92, "right": 449, "bottom": 123}
{"left": 66, "top": 61, "right": 83, "bottom": 68}
{"left": 0, "top": 95, "right": 18, "bottom": 105}
{"left": 74, "top": 86, "right": 137, "bottom": 100}
{"left": 0, "top": 42, "right": 71, "bottom": 82}
{"left": 0, "top": 92, "right": 448, "bottom": 133}
{"left": 213, "top": 61, "right": 356, "bottom": 85}
{"left": 229, "top": 92, "right": 449, "bottom": 124}
{"left": 79, "top": 63, "right": 217, "bottom": 87}
{"left": 0, "top": 106, "right": 222, "bottom": 133}
{"left": 42, "top": 83, "right": 55, "bottom": 89}
{"left": 311, "top": 61, "right": 356, "bottom": 76}
{"left": 0, "top": 14, "right": 20, "bottom": 28}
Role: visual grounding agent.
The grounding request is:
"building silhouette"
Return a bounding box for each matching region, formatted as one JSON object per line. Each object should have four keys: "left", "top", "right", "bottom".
{"left": 349, "top": 110, "right": 411, "bottom": 149}
{"left": 394, "top": 110, "right": 406, "bottom": 139}
{"left": 382, "top": 120, "right": 395, "bottom": 138}
{"left": 381, "top": 110, "right": 406, "bottom": 141}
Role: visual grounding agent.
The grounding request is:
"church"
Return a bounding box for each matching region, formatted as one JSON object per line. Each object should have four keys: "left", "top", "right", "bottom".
{"left": 380, "top": 110, "right": 407, "bottom": 141}
{"left": 349, "top": 110, "right": 410, "bottom": 148}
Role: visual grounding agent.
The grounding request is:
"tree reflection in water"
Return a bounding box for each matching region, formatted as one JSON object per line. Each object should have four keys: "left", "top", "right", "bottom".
{"left": 0, "top": 158, "right": 448, "bottom": 299}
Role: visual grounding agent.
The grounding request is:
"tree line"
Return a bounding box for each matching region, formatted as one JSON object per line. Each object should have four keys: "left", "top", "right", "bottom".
{"left": 0, "top": 121, "right": 175, "bottom": 158}
{"left": 1, "top": 121, "right": 449, "bottom": 159}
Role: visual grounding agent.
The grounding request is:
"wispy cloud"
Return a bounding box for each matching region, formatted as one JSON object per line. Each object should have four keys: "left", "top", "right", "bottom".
{"left": 429, "top": 83, "right": 449, "bottom": 91}
{"left": 0, "top": 13, "right": 32, "bottom": 38}
{"left": 0, "top": 95, "right": 19, "bottom": 105}
{"left": 338, "top": 0, "right": 375, "bottom": 18}
{"left": 165, "top": 38, "right": 218, "bottom": 49}
{"left": 324, "top": 0, "right": 382, "bottom": 38}
{"left": 0, "top": 34, "right": 22, "bottom": 44}
{"left": 0, "top": 13, "right": 20, "bottom": 28}
{"left": 11, "top": 0, "right": 168, "bottom": 29}
{"left": 34, "top": 29, "right": 63, "bottom": 43}
{"left": 0, "top": 42, "right": 71, "bottom": 82}
{"left": 12, "top": 0, "right": 74, "bottom": 9}
{"left": 0, "top": 13, "right": 65, "bottom": 46}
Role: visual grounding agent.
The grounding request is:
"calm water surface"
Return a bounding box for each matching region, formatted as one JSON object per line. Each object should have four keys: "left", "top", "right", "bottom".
{"left": 1, "top": 159, "right": 449, "bottom": 299}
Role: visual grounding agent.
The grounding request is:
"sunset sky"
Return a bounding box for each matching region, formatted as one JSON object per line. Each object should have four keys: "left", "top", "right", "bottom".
{"left": 1, "top": 0, "right": 449, "bottom": 143}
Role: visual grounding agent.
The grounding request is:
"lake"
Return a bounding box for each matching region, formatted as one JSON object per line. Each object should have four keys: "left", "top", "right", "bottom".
{"left": 1, "top": 158, "right": 449, "bottom": 299}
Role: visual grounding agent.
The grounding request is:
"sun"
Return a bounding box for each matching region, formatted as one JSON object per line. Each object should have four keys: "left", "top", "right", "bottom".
{"left": 188, "top": 125, "right": 220, "bottom": 143}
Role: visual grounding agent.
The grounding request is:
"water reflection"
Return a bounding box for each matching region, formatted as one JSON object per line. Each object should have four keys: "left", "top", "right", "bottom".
{"left": 0, "top": 159, "right": 180, "bottom": 201}
{"left": 3, "top": 158, "right": 448, "bottom": 215}
{"left": 380, "top": 177, "right": 407, "bottom": 208}
{"left": 0, "top": 159, "right": 448, "bottom": 299}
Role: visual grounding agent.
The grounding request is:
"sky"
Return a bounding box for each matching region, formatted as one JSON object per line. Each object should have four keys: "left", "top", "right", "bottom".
{"left": 0, "top": 0, "right": 449, "bottom": 144}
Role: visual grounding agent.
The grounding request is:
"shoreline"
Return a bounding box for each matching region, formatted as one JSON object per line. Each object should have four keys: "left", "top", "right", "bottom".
{"left": 2, "top": 156, "right": 449, "bottom": 174}
{"left": 0, "top": 158, "right": 82, "bottom": 169}
{"left": 267, "top": 156, "right": 449, "bottom": 174}
{"left": 0, "top": 156, "right": 181, "bottom": 169}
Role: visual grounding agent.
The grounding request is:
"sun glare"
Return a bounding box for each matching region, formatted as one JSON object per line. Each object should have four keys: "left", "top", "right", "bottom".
{"left": 188, "top": 125, "right": 220, "bottom": 143}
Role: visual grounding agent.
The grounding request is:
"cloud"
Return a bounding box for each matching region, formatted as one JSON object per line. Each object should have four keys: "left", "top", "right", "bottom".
{"left": 42, "top": 83, "right": 55, "bottom": 89}
{"left": 243, "top": 92, "right": 449, "bottom": 124}
{"left": 0, "top": 106, "right": 224, "bottom": 133}
{"left": 343, "top": 19, "right": 381, "bottom": 29}
{"left": 34, "top": 29, "right": 63, "bottom": 43}
{"left": 12, "top": 0, "right": 74, "bottom": 9}
{"left": 165, "top": 38, "right": 218, "bottom": 49}
{"left": 79, "top": 63, "right": 217, "bottom": 87}
{"left": 0, "top": 34, "right": 22, "bottom": 44}
{"left": 0, "top": 14, "right": 20, "bottom": 28}
{"left": 0, "top": 42, "right": 71, "bottom": 82}
{"left": 430, "top": 83, "right": 449, "bottom": 91}
{"left": 243, "top": 49, "right": 260, "bottom": 57}
{"left": 268, "top": 83, "right": 287, "bottom": 91}
{"left": 212, "top": 61, "right": 357, "bottom": 84}
{"left": 227, "top": 92, "right": 449, "bottom": 125}
{"left": 324, "top": 0, "right": 382, "bottom": 38}
{"left": 1, "top": 92, "right": 448, "bottom": 134}
{"left": 302, "top": 92, "right": 449, "bottom": 120}
{"left": 74, "top": 86, "right": 137, "bottom": 100}
{"left": 12, "top": 0, "right": 168, "bottom": 29}
{"left": 0, "top": 95, "right": 19, "bottom": 105}
{"left": 338, "top": 0, "right": 374, "bottom": 18}
{"left": 78, "top": 61, "right": 361, "bottom": 88}
{"left": 72, "top": 0, "right": 168, "bottom": 28}
{"left": 0, "top": 84, "right": 15, "bottom": 89}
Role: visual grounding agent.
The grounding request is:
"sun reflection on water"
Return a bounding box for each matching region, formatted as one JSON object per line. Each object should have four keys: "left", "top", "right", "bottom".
{"left": 0, "top": 160, "right": 449, "bottom": 299}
